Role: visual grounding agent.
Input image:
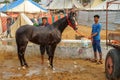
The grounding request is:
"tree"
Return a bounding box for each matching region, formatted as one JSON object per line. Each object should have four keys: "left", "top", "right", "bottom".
{"left": 3, "top": 0, "right": 10, "bottom": 3}
{"left": 13, "top": 0, "right": 17, "bottom": 1}
{"left": 33, "top": 0, "right": 41, "bottom": 3}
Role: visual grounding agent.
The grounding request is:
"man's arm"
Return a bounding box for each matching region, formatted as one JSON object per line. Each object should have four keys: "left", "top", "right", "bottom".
{"left": 91, "top": 32, "right": 98, "bottom": 37}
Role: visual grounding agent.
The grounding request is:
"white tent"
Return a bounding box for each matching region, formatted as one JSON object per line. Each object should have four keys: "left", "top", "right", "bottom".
{"left": 40, "top": 0, "right": 49, "bottom": 5}
{"left": 91, "top": 0, "right": 103, "bottom": 8}
{"left": 0, "top": 4, "right": 5, "bottom": 8}
{"left": 10, "top": 13, "right": 33, "bottom": 37}
{"left": 90, "top": 0, "right": 120, "bottom": 10}
{"left": 1, "top": 0, "right": 47, "bottom": 13}
{"left": 47, "top": 0, "right": 84, "bottom": 9}
{"left": 0, "top": 12, "right": 8, "bottom": 17}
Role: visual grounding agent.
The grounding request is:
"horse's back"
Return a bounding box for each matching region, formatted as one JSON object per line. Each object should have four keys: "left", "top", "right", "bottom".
{"left": 15, "top": 24, "right": 61, "bottom": 45}
{"left": 16, "top": 25, "right": 34, "bottom": 42}
{"left": 16, "top": 25, "right": 33, "bottom": 33}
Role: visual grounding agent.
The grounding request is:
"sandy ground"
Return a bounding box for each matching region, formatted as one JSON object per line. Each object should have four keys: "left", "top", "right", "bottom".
{"left": 0, "top": 54, "right": 106, "bottom": 80}
{"left": 62, "top": 25, "right": 119, "bottom": 40}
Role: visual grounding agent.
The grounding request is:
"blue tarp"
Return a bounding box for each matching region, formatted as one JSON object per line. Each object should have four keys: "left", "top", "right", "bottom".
{"left": 0, "top": 0, "right": 47, "bottom": 12}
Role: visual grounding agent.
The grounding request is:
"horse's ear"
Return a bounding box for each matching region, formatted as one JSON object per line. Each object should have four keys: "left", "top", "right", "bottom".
{"left": 67, "top": 11, "right": 76, "bottom": 19}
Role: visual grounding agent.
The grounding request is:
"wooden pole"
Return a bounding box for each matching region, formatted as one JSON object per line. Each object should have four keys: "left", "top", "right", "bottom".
{"left": 106, "top": 2, "right": 109, "bottom": 49}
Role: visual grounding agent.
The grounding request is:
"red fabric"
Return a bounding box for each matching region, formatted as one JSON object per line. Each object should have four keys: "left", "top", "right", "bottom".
{"left": 48, "top": 15, "right": 52, "bottom": 24}
{"left": 54, "top": 15, "right": 58, "bottom": 22}
{"left": 1, "top": 17, "right": 7, "bottom": 32}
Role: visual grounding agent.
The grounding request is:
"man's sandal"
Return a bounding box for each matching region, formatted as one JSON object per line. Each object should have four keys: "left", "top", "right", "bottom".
{"left": 91, "top": 59, "right": 98, "bottom": 63}
{"left": 97, "top": 60, "right": 103, "bottom": 64}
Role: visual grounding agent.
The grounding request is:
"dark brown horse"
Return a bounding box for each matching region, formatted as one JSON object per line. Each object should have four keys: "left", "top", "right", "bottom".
{"left": 16, "top": 12, "right": 78, "bottom": 69}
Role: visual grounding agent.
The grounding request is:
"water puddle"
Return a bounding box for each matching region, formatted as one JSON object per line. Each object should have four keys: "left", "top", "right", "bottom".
{"left": 1, "top": 61, "right": 86, "bottom": 80}
{"left": 2, "top": 72, "right": 22, "bottom": 80}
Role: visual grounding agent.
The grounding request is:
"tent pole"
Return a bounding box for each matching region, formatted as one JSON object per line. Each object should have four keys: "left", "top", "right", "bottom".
{"left": 0, "top": 3, "right": 1, "bottom": 35}
{"left": 0, "top": 3, "right": 1, "bottom": 18}
{"left": 64, "top": 0, "right": 65, "bottom": 10}
{"left": 0, "top": 3, "right": 1, "bottom": 19}
{"left": 106, "top": 2, "right": 109, "bottom": 49}
{"left": 24, "top": 1, "right": 25, "bottom": 14}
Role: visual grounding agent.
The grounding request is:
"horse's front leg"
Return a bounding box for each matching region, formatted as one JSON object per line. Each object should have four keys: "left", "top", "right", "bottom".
{"left": 46, "top": 45, "right": 50, "bottom": 62}
{"left": 48, "top": 44, "right": 57, "bottom": 69}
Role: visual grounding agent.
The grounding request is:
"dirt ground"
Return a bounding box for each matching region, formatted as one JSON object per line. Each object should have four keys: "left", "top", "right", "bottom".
{"left": 62, "top": 25, "right": 119, "bottom": 40}
{"left": 0, "top": 55, "right": 106, "bottom": 80}
{"left": 0, "top": 25, "right": 113, "bottom": 80}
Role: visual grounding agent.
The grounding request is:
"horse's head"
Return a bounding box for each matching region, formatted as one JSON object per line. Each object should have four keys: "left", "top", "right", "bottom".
{"left": 67, "top": 11, "right": 78, "bottom": 30}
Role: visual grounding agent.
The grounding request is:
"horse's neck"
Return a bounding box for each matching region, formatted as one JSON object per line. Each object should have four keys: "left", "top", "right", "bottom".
{"left": 52, "top": 16, "right": 68, "bottom": 33}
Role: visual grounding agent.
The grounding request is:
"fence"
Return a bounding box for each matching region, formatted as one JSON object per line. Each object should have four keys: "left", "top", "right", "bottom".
{"left": 77, "top": 10, "right": 120, "bottom": 30}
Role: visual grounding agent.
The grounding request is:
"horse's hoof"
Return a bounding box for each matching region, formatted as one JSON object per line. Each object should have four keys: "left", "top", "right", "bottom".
{"left": 22, "top": 66, "right": 26, "bottom": 70}
{"left": 74, "top": 65, "right": 77, "bottom": 68}
{"left": 52, "top": 67, "right": 55, "bottom": 71}
{"left": 48, "top": 65, "right": 53, "bottom": 69}
{"left": 18, "top": 67, "right": 22, "bottom": 70}
{"left": 48, "top": 63, "right": 51, "bottom": 67}
{"left": 49, "top": 66, "right": 55, "bottom": 70}
{"left": 47, "top": 60, "right": 50, "bottom": 64}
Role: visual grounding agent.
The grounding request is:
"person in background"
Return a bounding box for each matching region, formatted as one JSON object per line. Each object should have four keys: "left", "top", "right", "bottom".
{"left": 89, "top": 15, "right": 102, "bottom": 64}
{"left": 32, "top": 16, "right": 39, "bottom": 26}
{"left": 39, "top": 17, "right": 49, "bottom": 26}
{"left": 39, "top": 17, "right": 50, "bottom": 64}
{"left": 13, "top": 17, "right": 17, "bottom": 24}
{"left": 6, "top": 17, "right": 12, "bottom": 38}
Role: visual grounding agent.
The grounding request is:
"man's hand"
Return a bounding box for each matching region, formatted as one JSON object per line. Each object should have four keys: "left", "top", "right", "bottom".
{"left": 88, "top": 36, "right": 93, "bottom": 42}
{"left": 88, "top": 36, "right": 92, "bottom": 39}
{"left": 75, "top": 30, "right": 84, "bottom": 36}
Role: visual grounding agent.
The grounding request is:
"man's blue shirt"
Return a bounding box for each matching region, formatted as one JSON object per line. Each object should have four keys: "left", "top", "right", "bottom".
{"left": 92, "top": 23, "right": 102, "bottom": 40}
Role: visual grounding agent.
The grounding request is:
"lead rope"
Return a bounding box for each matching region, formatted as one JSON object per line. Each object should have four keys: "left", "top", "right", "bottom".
{"left": 66, "top": 16, "right": 89, "bottom": 39}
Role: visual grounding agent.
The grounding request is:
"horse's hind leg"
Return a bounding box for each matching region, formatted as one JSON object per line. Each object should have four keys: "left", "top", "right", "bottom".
{"left": 17, "top": 41, "right": 28, "bottom": 68}
{"left": 48, "top": 44, "right": 57, "bottom": 69}
{"left": 18, "top": 49, "right": 24, "bottom": 67}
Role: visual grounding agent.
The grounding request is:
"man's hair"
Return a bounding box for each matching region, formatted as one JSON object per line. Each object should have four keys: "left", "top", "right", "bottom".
{"left": 94, "top": 15, "right": 100, "bottom": 18}
{"left": 42, "top": 17, "right": 47, "bottom": 20}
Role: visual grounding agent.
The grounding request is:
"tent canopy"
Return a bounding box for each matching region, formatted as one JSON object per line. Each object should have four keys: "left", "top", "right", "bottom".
{"left": 0, "top": 0, "right": 47, "bottom": 13}
{"left": 0, "top": 12, "right": 8, "bottom": 17}
{"left": 89, "top": 0, "right": 120, "bottom": 10}
{"left": 47, "top": 0, "right": 84, "bottom": 9}
{"left": 0, "top": 4, "right": 5, "bottom": 8}
{"left": 91, "top": 0, "right": 103, "bottom": 8}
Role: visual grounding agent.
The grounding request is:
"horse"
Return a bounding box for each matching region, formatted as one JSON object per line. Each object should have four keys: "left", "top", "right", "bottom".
{"left": 16, "top": 11, "right": 78, "bottom": 69}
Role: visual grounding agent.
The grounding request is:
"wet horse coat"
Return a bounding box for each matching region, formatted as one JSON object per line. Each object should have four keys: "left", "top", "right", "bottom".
{"left": 16, "top": 12, "right": 77, "bottom": 68}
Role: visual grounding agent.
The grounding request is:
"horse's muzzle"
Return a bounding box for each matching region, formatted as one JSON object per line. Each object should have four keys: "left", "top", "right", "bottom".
{"left": 75, "top": 22, "right": 78, "bottom": 26}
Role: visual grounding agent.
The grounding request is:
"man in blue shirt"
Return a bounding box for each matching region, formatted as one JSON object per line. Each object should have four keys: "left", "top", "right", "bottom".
{"left": 90, "top": 15, "right": 102, "bottom": 64}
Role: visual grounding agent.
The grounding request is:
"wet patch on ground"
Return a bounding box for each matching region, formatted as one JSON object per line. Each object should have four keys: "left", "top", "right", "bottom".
{"left": 0, "top": 57, "right": 106, "bottom": 80}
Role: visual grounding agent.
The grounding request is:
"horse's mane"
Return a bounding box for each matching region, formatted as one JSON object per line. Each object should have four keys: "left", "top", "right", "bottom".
{"left": 52, "top": 16, "right": 67, "bottom": 27}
